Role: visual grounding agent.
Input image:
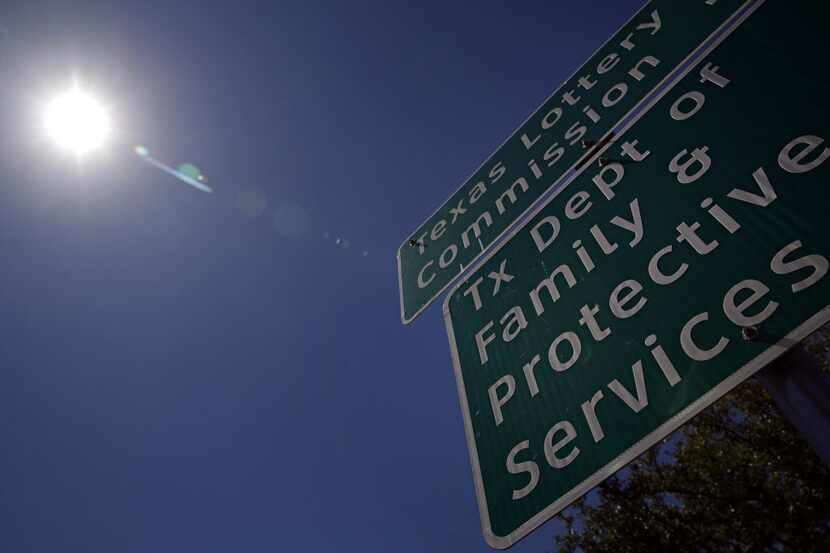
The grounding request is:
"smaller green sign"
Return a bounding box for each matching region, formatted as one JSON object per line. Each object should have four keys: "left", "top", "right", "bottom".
{"left": 444, "top": 0, "right": 829, "bottom": 547}
{"left": 398, "top": 0, "right": 752, "bottom": 324}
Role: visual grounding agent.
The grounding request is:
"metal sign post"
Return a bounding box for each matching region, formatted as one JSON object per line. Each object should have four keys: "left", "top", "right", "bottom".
{"left": 757, "top": 347, "right": 830, "bottom": 466}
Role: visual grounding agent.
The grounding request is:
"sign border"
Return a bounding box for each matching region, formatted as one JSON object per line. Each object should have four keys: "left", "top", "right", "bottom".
{"left": 399, "top": 0, "right": 757, "bottom": 324}
{"left": 442, "top": 1, "right": 769, "bottom": 547}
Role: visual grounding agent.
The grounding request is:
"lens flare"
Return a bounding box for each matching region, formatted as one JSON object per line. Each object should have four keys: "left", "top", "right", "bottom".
{"left": 133, "top": 145, "right": 213, "bottom": 194}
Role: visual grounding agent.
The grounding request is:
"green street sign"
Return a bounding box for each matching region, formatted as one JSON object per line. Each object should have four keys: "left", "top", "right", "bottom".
{"left": 399, "top": 0, "right": 755, "bottom": 324}
{"left": 444, "top": 0, "right": 829, "bottom": 547}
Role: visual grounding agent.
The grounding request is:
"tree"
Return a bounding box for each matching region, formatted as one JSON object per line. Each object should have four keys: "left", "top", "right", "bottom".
{"left": 554, "top": 329, "right": 830, "bottom": 553}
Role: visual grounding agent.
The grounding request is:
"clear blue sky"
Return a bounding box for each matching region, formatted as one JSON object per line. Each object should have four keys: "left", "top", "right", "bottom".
{"left": 0, "top": 1, "right": 642, "bottom": 551}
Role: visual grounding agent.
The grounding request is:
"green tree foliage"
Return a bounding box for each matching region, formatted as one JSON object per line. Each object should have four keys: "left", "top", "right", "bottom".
{"left": 555, "top": 330, "right": 830, "bottom": 553}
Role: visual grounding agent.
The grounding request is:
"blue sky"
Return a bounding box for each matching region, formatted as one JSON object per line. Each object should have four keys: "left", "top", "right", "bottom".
{"left": 0, "top": 1, "right": 644, "bottom": 551}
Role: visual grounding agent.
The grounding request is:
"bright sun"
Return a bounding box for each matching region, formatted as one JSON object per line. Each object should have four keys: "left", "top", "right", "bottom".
{"left": 43, "top": 86, "right": 111, "bottom": 156}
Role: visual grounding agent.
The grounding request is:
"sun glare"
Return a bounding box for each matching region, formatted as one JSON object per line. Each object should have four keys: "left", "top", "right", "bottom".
{"left": 44, "top": 86, "right": 111, "bottom": 156}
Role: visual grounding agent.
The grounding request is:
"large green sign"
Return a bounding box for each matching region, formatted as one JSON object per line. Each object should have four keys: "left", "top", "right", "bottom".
{"left": 444, "top": 0, "right": 829, "bottom": 547}
{"left": 399, "top": 0, "right": 755, "bottom": 323}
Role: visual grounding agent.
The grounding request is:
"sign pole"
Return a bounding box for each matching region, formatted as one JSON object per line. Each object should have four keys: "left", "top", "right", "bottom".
{"left": 756, "top": 345, "right": 830, "bottom": 467}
